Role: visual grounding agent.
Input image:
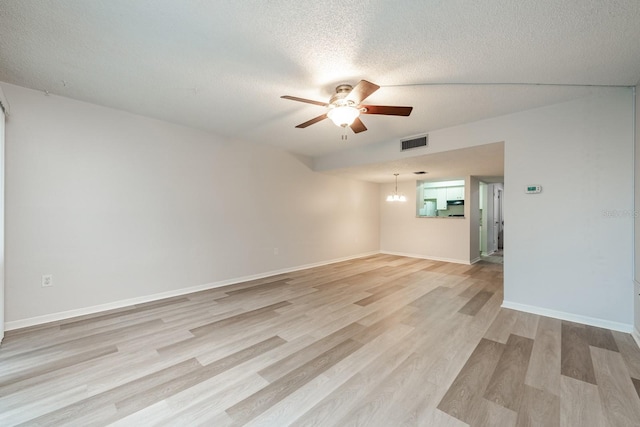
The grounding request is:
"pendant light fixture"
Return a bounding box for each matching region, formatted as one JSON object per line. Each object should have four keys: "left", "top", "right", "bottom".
{"left": 386, "top": 173, "right": 407, "bottom": 202}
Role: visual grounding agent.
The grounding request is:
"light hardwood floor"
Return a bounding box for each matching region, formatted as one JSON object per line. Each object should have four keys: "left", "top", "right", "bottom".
{"left": 1, "top": 254, "right": 639, "bottom": 426}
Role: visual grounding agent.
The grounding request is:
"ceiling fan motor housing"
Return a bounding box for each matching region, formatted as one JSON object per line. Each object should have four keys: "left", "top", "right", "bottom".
{"left": 329, "top": 84, "right": 354, "bottom": 107}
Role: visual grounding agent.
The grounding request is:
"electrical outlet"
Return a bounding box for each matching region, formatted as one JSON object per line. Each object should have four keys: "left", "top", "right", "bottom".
{"left": 42, "top": 274, "right": 53, "bottom": 287}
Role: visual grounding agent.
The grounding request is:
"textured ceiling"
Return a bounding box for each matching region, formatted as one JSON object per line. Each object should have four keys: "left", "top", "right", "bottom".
{"left": 1, "top": 1, "right": 639, "bottom": 162}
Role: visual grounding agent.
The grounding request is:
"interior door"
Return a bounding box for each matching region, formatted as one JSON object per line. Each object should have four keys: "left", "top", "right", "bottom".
{"left": 492, "top": 187, "right": 499, "bottom": 253}
{"left": 497, "top": 189, "right": 503, "bottom": 250}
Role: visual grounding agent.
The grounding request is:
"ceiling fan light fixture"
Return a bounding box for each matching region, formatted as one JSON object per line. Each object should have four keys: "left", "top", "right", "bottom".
{"left": 327, "top": 105, "right": 360, "bottom": 127}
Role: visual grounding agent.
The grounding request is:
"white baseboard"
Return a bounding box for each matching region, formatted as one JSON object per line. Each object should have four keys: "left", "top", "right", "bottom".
{"left": 470, "top": 257, "right": 481, "bottom": 264}
{"left": 501, "top": 300, "right": 634, "bottom": 333}
{"left": 380, "top": 250, "right": 471, "bottom": 265}
{"left": 5, "top": 251, "right": 380, "bottom": 331}
{"left": 633, "top": 280, "right": 640, "bottom": 346}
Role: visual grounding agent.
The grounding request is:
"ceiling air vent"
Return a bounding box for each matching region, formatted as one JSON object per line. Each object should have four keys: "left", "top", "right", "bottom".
{"left": 401, "top": 134, "right": 428, "bottom": 151}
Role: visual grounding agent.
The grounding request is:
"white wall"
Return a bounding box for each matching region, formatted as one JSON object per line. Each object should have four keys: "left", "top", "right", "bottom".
{"left": 468, "top": 177, "right": 481, "bottom": 262}
{"left": 380, "top": 177, "right": 472, "bottom": 264}
{"left": 0, "top": 92, "right": 5, "bottom": 341}
{"left": 2, "top": 82, "right": 380, "bottom": 326}
{"left": 503, "top": 91, "right": 633, "bottom": 329}
{"left": 635, "top": 83, "right": 640, "bottom": 336}
{"left": 325, "top": 88, "right": 636, "bottom": 329}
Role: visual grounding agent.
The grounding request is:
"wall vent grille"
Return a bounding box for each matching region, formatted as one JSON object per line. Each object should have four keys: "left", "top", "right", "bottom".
{"left": 401, "top": 135, "right": 428, "bottom": 151}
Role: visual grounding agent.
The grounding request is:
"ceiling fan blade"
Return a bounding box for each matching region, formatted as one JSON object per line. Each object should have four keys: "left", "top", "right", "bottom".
{"left": 350, "top": 117, "right": 367, "bottom": 133}
{"left": 295, "top": 113, "right": 328, "bottom": 128}
{"left": 281, "top": 95, "right": 328, "bottom": 107}
{"left": 346, "top": 80, "right": 380, "bottom": 104}
{"left": 361, "top": 105, "right": 413, "bottom": 116}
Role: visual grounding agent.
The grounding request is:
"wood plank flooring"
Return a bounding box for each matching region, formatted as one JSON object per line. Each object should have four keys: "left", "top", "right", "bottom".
{"left": 1, "top": 254, "right": 639, "bottom": 426}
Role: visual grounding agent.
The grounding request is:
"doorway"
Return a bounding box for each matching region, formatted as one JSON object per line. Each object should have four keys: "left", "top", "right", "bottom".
{"left": 480, "top": 182, "right": 504, "bottom": 263}
{"left": 496, "top": 188, "right": 504, "bottom": 250}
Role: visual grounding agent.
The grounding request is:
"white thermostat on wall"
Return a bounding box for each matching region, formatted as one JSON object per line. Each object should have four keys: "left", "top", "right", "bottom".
{"left": 525, "top": 185, "right": 542, "bottom": 194}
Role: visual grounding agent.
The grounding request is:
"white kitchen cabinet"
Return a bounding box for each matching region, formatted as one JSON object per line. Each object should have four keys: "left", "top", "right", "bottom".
{"left": 423, "top": 188, "right": 437, "bottom": 200}
{"left": 437, "top": 188, "right": 447, "bottom": 210}
{"left": 446, "top": 186, "right": 464, "bottom": 200}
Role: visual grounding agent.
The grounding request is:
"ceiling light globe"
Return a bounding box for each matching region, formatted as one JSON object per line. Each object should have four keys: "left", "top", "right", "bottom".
{"left": 399, "top": 195, "right": 407, "bottom": 202}
{"left": 327, "top": 106, "right": 360, "bottom": 127}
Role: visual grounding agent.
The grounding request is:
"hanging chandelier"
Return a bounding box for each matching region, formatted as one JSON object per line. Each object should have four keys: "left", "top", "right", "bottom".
{"left": 386, "top": 173, "right": 406, "bottom": 202}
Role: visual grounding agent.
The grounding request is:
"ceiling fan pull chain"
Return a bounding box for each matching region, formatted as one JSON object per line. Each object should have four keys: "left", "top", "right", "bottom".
{"left": 342, "top": 127, "right": 348, "bottom": 141}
